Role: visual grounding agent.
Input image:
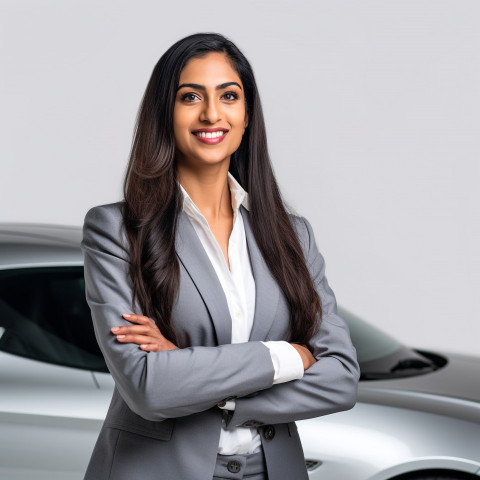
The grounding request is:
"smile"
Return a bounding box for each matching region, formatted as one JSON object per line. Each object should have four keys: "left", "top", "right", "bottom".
{"left": 191, "top": 129, "right": 228, "bottom": 144}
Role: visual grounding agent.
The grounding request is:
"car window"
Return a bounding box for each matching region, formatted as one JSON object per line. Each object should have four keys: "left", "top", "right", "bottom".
{"left": 0, "top": 266, "right": 108, "bottom": 372}
{"left": 338, "top": 307, "right": 402, "bottom": 363}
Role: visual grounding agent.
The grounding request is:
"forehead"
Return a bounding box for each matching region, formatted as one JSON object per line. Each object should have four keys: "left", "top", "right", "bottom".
{"left": 179, "top": 52, "right": 242, "bottom": 85}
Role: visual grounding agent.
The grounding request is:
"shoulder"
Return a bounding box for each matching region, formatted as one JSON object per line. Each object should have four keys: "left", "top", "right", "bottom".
{"left": 288, "top": 213, "right": 314, "bottom": 256}
{"left": 84, "top": 201, "right": 125, "bottom": 225}
{"left": 82, "top": 201, "right": 128, "bottom": 255}
{"left": 288, "top": 213, "right": 325, "bottom": 277}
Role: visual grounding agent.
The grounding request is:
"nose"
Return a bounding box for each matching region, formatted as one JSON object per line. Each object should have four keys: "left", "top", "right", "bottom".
{"left": 199, "top": 97, "right": 221, "bottom": 124}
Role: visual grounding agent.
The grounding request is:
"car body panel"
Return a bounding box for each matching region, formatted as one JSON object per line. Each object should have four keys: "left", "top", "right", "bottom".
{"left": 0, "top": 351, "right": 108, "bottom": 479}
{"left": 355, "top": 350, "right": 480, "bottom": 425}
{"left": 0, "top": 223, "right": 83, "bottom": 269}
{"left": 361, "top": 351, "right": 480, "bottom": 404}
{"left": 299, "top": 403, "right": 480, "bottom": 479}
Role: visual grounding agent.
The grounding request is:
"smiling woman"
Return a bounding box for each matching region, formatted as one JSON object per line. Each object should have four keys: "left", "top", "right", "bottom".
{"left": 81, "top": 33, "right": 359, "bottom": 480}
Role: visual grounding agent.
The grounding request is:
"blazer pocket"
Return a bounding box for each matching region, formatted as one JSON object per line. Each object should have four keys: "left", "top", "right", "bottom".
{"left": 106, "top": 405, "right": 175, "bottom": 441}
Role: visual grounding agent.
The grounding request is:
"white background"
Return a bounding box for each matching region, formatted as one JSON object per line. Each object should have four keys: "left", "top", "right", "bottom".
{"left": 1, "top": 1, "right": 479, "bottom": 356}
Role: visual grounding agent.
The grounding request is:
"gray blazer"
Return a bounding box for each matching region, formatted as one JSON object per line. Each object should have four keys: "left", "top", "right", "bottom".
{"left": 81, "top": 201, "right": 360, "bottom": 480}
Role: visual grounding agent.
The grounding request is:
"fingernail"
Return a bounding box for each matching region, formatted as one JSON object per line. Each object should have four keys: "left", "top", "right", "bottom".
{"left": 117, "top": 335, "right": 125, "bottom": 339}
{"left": 111, "top": 327, "right": 120, "bottom": 333}
{"left": 123, "top": 314, "right": 131, "bottom": 318}
{"left": 141, "top": 344, "right": 148, "bottom": 348}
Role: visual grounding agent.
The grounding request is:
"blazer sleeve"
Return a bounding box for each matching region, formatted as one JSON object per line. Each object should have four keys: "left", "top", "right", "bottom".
{"left": 224, "top": 217, "right": 360, "bottom": 429}
{"left": 81, "top": 204, "right": 275, "bottom": 422}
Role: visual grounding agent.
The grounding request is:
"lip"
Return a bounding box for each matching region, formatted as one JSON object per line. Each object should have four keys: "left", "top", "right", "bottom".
{"left": 191, "top": 127, "right": 229, "bottom": 145}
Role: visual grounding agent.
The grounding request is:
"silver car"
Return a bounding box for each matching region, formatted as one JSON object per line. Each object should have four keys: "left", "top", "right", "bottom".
{"left": 1, "top": 223, "right": 479, "bottom": 480}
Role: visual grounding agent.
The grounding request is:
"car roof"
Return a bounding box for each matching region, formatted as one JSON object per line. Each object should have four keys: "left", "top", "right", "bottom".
{"left": 0, "top": 223, "right": 83, "bottom": 269}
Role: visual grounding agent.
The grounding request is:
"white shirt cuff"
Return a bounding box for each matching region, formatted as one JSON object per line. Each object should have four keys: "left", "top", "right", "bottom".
{"left": 262, "top": 341, "right": 304, "bottom": 384}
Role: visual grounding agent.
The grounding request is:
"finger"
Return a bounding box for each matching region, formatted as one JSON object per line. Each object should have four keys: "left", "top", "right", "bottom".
{"left": 140, "top": 343, "right": 160, "bottom": 351}
{"left": 111, "top": 325, "right": 159, "bottom": 335}
{"left": 122, "top": 313, "right": 153, "bottom": 325}
{"left": 116, "top": 334, "right": 159, "bottom": 345}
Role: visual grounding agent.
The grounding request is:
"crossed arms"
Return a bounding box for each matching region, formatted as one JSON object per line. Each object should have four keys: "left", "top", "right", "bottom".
{"left": 81, "top": 204, "right": 360, "bottom": 426}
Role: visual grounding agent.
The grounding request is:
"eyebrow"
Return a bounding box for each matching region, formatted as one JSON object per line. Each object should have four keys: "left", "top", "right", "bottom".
{"left": 177, "top": 81, "right": 242, "bottom": 91}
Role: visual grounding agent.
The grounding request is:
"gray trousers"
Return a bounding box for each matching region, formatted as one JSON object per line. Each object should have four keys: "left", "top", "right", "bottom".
{"left": 213, "top": 451, "right": 268, "bottom": 480}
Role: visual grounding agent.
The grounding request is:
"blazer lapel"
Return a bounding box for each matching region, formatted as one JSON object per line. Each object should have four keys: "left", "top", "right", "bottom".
{"left": 175, "top": 212, "right": 232, "bottom": 346}
{"left": 241, "top": 207, "right": 280, "bottom": 342}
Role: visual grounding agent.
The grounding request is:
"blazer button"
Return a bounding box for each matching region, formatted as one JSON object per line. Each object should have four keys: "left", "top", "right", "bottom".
{"left": 263, "top": 425, "right": 275, "bottom": 441}
{"left": 227, "top": 460, "right": 241, "bottom": 473}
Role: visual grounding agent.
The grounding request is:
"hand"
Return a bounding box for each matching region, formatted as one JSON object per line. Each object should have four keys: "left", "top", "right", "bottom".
{"left": 111, "top": 314, "right": 179, "bottom": 351}
{"left": 290, "top": 343, "right": 317, "bottom": 371}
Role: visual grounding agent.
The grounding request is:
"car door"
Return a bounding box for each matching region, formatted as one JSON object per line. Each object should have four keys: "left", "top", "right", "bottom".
{"left": 0, "top": 266, "right": 110, "bottom": 480}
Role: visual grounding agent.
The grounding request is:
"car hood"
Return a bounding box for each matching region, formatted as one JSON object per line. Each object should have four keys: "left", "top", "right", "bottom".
{"left": 358, "top": 351, "right": 480, "bottom": 424}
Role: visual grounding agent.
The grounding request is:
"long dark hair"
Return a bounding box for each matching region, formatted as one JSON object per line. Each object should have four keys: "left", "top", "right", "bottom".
{"left": 123, "top": 33, "right": 321, "bottom": 347}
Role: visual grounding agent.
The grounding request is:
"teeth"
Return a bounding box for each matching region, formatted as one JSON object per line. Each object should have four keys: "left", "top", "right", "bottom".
{"left": 194, "top": 131, "right": 226, "bottom": 138}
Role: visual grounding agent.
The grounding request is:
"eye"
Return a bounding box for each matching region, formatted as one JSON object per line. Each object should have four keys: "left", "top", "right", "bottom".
{"left": 180, "top": 92, "right": 200, "bottom": 103}
{"left": 222, "top": 91, "right": 239, "bottom": 102}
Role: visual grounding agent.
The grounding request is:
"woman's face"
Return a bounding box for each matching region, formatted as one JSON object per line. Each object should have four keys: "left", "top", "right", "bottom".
{"left": 173, "top": 52, "right": 248, "bottom": 170}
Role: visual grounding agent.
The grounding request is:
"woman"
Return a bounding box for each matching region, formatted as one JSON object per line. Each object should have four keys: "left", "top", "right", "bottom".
{"left": 81, "top": 33, "right": 359, "bottom": 480}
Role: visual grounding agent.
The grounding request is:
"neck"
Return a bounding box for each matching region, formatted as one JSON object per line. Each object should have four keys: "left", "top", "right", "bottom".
{"left": 177, "top": 162, "right": 232, "bottom": 221}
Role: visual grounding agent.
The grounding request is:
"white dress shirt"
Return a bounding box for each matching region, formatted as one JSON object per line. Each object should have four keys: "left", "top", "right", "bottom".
{"left": 179, "top": 173, "right": 304, "bottom": 455}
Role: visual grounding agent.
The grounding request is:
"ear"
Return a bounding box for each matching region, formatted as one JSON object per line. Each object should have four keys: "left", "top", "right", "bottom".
{"left": 243, "top": 113, "right": 249, "bottom": 130}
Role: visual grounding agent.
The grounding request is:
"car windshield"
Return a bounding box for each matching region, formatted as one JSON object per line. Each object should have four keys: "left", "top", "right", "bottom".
{"left": 338, "top": 307, "right": 402, "bottom": 364}
{"left": 338, "top": 307, "right": 440, "bottom": 379}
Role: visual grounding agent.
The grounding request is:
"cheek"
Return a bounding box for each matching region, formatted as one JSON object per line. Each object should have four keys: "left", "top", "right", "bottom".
{"left": 230, "top": 110, "right": 247, "bottom": 143}
{"left": 227, "top": 107, "right": 247, "bottom": 132}
{"left": 233, "top": 107, "right": 247, "bottom": 126}
{"left": 172, "top": 128, "right": 184, "bottom": 154}
{"left": 173, "top": 110, "right": 191, "bottom": 147}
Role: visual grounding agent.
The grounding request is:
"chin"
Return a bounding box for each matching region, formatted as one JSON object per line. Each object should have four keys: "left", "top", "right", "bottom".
{"left": 190, "top": 152, "right": 232, "bottom": 166}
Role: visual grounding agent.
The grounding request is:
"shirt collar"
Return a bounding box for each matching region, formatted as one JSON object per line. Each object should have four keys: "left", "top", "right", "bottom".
{"left": 179, "top": 172, "right": 250, "bottom": 215}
